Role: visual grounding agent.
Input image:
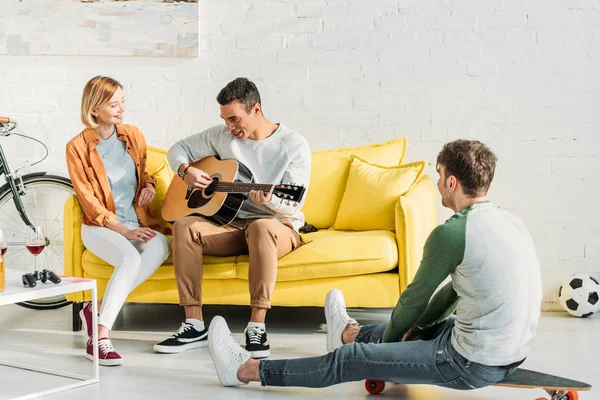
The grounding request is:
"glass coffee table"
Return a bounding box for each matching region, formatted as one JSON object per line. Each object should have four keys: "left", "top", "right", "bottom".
{"left": 0, "top": 268, "right": 99, "bottom": 400}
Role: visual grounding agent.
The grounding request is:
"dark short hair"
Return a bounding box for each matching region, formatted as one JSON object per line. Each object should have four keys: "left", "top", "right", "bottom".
{"left": 216, "top": 77, "right": 261, "bottom": 113}
{"left": 436, "top": 140, "right": 498, "bottom": 197}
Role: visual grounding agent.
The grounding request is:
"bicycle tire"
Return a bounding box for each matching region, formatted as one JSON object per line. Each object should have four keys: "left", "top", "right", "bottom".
{"left": 0, "top": 173, "right": 74, "bottom": 310}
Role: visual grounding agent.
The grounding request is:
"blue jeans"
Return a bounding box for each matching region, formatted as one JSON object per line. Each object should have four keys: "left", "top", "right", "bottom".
{"left": 259, "top": 317, "right": 519, "bottom": 389}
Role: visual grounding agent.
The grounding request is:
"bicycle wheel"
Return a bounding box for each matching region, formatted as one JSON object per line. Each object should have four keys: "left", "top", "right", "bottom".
{"left": 0, "top": 173, "right": 74, "bottom": 309}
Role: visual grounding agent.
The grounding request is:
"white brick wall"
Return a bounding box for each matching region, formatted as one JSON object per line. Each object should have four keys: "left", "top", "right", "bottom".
{"left": 1, "top": 0, "right": 599, "bottom": 310}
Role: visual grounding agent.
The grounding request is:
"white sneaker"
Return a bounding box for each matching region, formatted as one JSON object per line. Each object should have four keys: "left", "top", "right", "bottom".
{"left": 325, "top": 289, "right": 357, "bottom": 353}
{"left": 208, "top": 316, "right": 251, "bottom": 387}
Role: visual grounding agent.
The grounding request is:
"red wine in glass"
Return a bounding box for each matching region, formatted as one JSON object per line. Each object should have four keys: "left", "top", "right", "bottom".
{"left": 0, "top": 229, "right": 7, "bottom": 257}
{"left": 26, "top": 244, "right": 45, "bottom": 256}
{"left": 26, "top": 226, "right": 46, "bottom": 271}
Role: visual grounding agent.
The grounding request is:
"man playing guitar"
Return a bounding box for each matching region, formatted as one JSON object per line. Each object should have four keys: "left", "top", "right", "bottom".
{"left": 153, "top": 77, "right": 311, "bottom": 359}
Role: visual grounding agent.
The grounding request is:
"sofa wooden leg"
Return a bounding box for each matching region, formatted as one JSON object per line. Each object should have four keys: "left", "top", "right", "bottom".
{"left": 72, "top": 302, "right": 83, "bottom": 332}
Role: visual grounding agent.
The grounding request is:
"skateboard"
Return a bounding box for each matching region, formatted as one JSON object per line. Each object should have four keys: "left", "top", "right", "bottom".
{"left": 365, "top": 368, "right": 592, "bottom": 399}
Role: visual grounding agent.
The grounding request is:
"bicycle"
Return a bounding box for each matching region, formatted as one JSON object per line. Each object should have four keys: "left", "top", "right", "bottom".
{"left": 0, "top": 116, "right": 75, "bottom": 309}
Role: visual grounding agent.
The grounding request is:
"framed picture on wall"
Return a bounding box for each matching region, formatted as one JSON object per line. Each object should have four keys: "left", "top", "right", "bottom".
{"left": 1, "top": 0, "right": 199, "bottom": 58}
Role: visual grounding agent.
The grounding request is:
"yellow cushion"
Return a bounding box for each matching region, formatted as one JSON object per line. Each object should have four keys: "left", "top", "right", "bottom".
{"left": 81, "top": 234, "right": 239, "bottom": 279}
{"left": 302, "top": 137, "right": 407, "bottom": 229}
{"left": 82, "top": 256, "right": 238, "bottom": 281}
{"left": 148, "top": 161, "right": 174, "bottom": 229}
{"left": 145, "top": 146, "right": 174, "bottom": 229}
{"left": 81, "top": 230, "right": 397, "bottom": 282}
{"left": 146, "top": 146, "right": 170, "bottom": 176}
{"left": 236, "top": 229, "right": 398, "bottom": 281}
{"left": 81, "top": 259, "right": 239, "bottom": 281}
{"left": 333, "top": 156, "right": 425, "bottom": 231}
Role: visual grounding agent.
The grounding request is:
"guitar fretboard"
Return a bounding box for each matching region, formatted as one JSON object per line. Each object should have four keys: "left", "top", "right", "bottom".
{"left": 210, "top": 182, "right": 277, "bottom": 193}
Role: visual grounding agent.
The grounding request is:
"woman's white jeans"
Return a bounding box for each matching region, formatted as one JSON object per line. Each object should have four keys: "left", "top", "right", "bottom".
{"left": 81, "top": 222, "right": 170, "bottom": 330}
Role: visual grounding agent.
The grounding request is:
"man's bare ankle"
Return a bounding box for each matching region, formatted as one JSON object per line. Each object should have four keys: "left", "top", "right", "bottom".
{"left": 237, "top": 358, "right": 259, "bottom": 382}
{"left": 342, "top": 323, "right": 360, "bottom": 344}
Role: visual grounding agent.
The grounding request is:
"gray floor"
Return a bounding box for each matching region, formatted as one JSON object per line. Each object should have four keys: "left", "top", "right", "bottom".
{"left": 0, "top": 303, "right": 597, "bottom": 400}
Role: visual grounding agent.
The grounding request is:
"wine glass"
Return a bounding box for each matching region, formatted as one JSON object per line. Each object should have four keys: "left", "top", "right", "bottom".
{"left": 25, "top": 226, "right": 46, "bottom": 271}
{"left": 0, "top": 229, "right": 7, "bottom": 257}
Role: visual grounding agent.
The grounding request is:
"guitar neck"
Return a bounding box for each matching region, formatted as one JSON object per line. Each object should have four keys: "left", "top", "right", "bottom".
{"left": 211, "top": 182, "right": 276, "bottom": 193}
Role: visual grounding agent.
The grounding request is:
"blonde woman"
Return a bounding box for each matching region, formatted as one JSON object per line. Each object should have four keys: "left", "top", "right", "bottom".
{"left": 66, "top": 76, "right": 170, "bottom": 366}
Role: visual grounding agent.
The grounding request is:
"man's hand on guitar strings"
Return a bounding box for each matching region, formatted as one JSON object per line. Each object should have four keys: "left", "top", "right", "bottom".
{"left": 184, "top": 167, "right": 213, "bottom": 189}
{"left": 250, "top": 190, "right": 273, "bottom": 204}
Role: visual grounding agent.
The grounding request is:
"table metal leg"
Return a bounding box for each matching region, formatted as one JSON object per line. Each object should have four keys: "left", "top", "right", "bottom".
{"left": 72, "top": 302, "right": 83, "bottom": 332}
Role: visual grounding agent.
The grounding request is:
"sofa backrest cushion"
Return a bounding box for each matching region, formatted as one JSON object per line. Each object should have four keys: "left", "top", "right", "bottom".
{"left": 147, "top": 146, "right": 174, "bottom": 228}
{"left": 302, "top": 137, "right": 407, "bottom": 229}
{"left": 333, "top": 156, "right": 425, "bottom": 231}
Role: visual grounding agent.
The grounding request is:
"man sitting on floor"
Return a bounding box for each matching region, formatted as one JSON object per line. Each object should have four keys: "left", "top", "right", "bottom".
{"left": 206, "top": 139, "right": 543, "bottom": 390}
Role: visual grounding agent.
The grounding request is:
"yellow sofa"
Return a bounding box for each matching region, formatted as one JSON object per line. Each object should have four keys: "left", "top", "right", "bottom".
{"left": 64, "top": 137, "right": 438, "bottom": 329}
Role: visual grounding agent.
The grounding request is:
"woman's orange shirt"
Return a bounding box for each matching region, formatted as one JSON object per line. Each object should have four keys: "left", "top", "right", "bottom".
{"left": 65, "top": 124, "right": 160, "bottom": 229}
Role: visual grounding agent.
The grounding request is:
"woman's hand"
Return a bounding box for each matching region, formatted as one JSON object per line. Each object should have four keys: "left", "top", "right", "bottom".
{"left": 250, "top": 190, "right": 272, "bottom": 204}
{"left": 124, "top": 227, "right": 156, "bottom": 243}
{"left": 137, "top": 184, "right": 155, "bottom": 207}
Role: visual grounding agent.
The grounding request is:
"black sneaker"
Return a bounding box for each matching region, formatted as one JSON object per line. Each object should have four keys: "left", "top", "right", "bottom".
{"left": 244, "top": 326, "right": 270, "bottom": 359}
{"left": 153, "top": 322, "right": 208, "bottom": 353}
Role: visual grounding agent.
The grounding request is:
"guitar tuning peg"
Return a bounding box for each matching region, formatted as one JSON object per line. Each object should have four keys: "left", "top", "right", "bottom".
{"left": 293, "top": 202, "right": 298, "bottom": 207}
{"left": 286, "top": 200, "right": 290, "bottom": 206}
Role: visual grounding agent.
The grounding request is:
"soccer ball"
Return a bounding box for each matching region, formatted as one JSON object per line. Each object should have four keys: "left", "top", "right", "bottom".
{"left": 558, "top": 274, "right": 600, "bottom": 318}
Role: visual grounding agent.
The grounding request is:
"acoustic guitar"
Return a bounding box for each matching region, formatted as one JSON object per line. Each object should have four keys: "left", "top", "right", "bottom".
{"left": 161, "top": 156, "right": 306, "bottom": 225}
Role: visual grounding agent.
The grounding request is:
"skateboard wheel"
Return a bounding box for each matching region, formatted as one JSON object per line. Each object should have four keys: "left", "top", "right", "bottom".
{"left": 565, "top": 391, "right": 579, "bottom": 400}
{"left": 365, "top": 380, "right": 385, "bottom": 394}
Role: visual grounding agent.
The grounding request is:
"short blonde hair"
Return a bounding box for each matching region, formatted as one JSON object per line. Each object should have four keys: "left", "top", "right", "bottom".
{"left": 80, "top": 76, "right": 122, "bottom": 128}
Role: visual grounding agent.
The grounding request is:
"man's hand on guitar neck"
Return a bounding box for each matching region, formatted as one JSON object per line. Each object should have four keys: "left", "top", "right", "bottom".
{"left": 250, "top": 190, "right": 273, "bottom": 204}
{"left": 179, "top": 163, "right": 213, "bottom": 189}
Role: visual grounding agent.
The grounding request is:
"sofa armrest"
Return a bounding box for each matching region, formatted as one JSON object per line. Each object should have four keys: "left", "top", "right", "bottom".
{"left": 64, "top": 194, "right": 86, "bottom": 302}
{"left": 395, "top": 175, "right": 438, "bottom": 292}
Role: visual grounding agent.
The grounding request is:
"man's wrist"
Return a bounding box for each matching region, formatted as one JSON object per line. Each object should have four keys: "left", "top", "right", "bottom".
{"left": 178, "top": 164, "right": 191, "bottom": 180}
{"left": 177, "top": 163, "right": 191, "bottom": 179}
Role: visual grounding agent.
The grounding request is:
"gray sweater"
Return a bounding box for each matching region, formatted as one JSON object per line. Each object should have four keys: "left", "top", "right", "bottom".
{"left": 167, "top": 124, "right": 311, "bottom": 231}
{"left": 383, "top": 202, "right": 542, "bottom": 366}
